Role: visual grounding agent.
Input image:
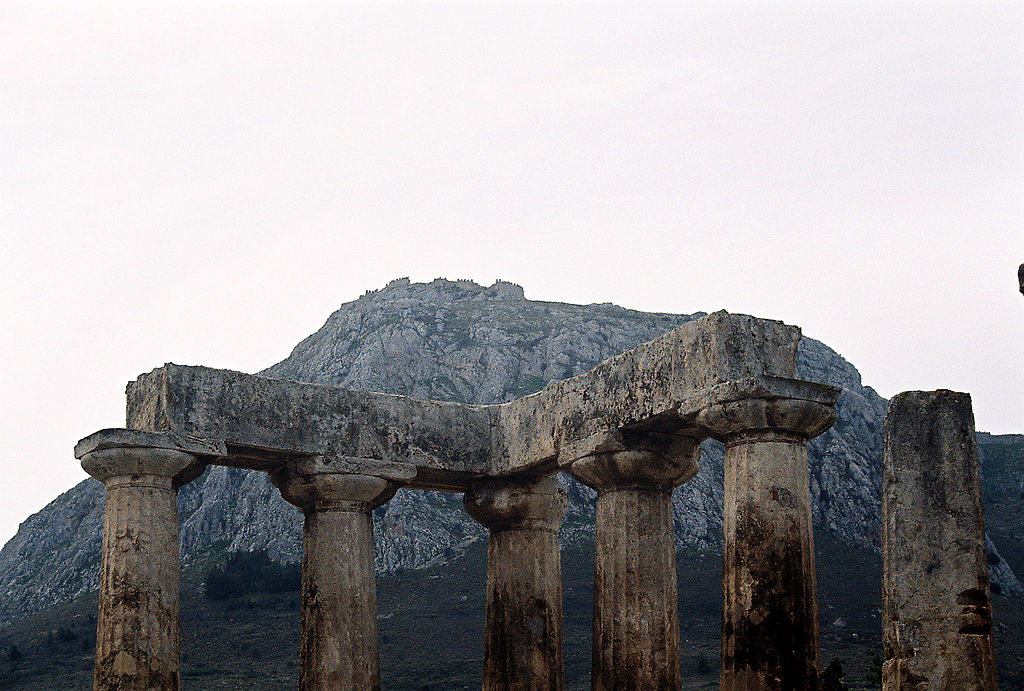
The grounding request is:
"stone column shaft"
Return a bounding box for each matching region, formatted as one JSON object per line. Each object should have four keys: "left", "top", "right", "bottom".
{"left": 465, "top": 475, "right": 567, "bottom": 691}
{"left": 593, "top": 485, "right": 680, "bottom": 689}
{"left": 699, "top": 397, "right": 835, "bottom": 691}
{"left": 79, "top": 443, "right": 199, "bottom": 691}
{"left": 273, "top": 465, "right": 397, "bottom": 691}
{"left": 882, "top": 390, "right": 997, "bottom": 690}
{"left": 721, "top": 434, "right": 818, "bottom": 690}
{"left": 301, "top": 508, "right": 378, "bottom": 689}
{"left": 570, "top": 435, "right": 701, "bottom": 690}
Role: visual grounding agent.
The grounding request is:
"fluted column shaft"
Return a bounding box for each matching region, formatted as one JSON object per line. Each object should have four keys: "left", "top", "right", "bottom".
{"left": 465, "top": 475, "right": 567, "bottom": 691}
{"left": 81, "top": 446, "right": 198, "bottom": 691}
{"left": 273, "top": 465, "right": 397, "bottom": 691}
{"left": 570, "top": 435, "right": 701, "bottom": 690}
{"left": 699, "top": 398, "right": 835, "bottom": 691}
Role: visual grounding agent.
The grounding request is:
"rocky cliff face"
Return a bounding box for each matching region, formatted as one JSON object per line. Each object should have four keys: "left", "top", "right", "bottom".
{"left": 0, "top": 277, "right": 1020, "bottom": 625}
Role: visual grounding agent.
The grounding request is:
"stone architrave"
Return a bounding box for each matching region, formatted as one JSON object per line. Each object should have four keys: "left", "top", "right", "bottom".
{"left": 569, "top": 433, "right": 701, "bottom": 690}
{"left": 882, "top": 390, "right": 998, "bottom": 690}
{"left": 698, "top": 389, "right": 836, "bottom": 691}
{"left": 272, "top": 457, "right": 413, "bottom": 691}
{"left": 464, "top": 474, "right": 568, "bottom": 691}
{"left": 75, "top": 430, "right": 213, "bottom": 691}
{"left": 125, "top": 311, "right": 804, "bottom": 484}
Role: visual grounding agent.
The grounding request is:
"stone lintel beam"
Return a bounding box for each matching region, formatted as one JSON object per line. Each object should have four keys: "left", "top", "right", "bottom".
{"left": 126, "top": 363, "right": 494, "bottom": 489}
{"left": 75, "top": 429, "right": 211, "bottom": 691}
{"left": 882, "top": 390, "right": 997, "bottom": 690}
{"left": 697, "top": 388, "right": 837, "bottom": 691}
{"left": 272, "top": 463, "right": 397, "bottom": 690}
{"left": 120, "top": 313, "right": 810, "bottom": 487}
{"left": 464, "top": 475, "right": 567, "bottom": 690}
{"left": 569, "top": 435, "right": 702, "bottom": 690}
{"left": 553, "top": 376, "right": 837, "bottom": 471}
{"left": 281, "top": 454, "right": 417, "bottom": 484}
{"left": 497, "top": 311, "right": 801, "bottom": 473}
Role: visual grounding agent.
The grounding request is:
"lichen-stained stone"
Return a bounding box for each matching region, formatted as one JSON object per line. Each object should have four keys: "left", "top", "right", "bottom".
{"left": 273, "top": 465, "right": 398, "bottom": 691}
{"left": 77, "top": 433, "right": 202, "bottom": 691}
{"left": 882, "top": 390, "right": 998, "bottom": 690}
{"left": 570, "top": 435, "right": 702, "bottom": 691}
{"left": 126, "top": 363, "right": 495, "bottom": 489}
{"left": 124, "top": 312, "right": 803, "bottom": 489}
{"left": 464, "top": 475, "right": 567, "bottom": 691}
{"left": 496, "top": 311, "right": 801, "bottom": 472}
{"left": 699, "top": 393, "right": 837, "bottom": 691}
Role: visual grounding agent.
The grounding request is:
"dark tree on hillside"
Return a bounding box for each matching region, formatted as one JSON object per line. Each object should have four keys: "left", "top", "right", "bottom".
{"left": 821, "top": 658, "right": 847, "bottom": 690}
{"left": 204, "top": 550, "right": 300, "bottom": 601}
{"left": 867, "top": 651, "right": 883, "bottom": 688}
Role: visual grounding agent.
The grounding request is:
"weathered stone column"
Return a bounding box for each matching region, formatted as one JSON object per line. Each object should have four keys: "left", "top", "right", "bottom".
{"left": 882, "top": 390, "right": 997, "bottom": 690}
{"left": 569, "top": 433, "right": 701, "bottom": 690}
{"left": 75, "top": 430, "right": 210, "bottom": 691}
{"left": 464, "top": 474, "right": 567, "bottom": 691}
{"left": 272, "top": 459, "right": 406, "bottom": 691}
{"left": 698, "top": 393, "right": 836, "bottom": 691}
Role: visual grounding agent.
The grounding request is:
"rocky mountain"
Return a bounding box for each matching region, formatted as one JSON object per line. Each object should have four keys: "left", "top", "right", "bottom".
{"left": 1, "top": 277, "right": 1020, "bottom": 626}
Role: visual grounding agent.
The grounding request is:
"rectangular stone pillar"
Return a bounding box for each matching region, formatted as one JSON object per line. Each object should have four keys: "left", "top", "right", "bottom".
{"left": 882, "top": 390, "right": 998, "bottom": 690}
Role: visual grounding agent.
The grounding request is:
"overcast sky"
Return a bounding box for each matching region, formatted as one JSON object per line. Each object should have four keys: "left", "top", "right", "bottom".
{"left": 1, "top": 1, "right": 1021, "bottom": 545}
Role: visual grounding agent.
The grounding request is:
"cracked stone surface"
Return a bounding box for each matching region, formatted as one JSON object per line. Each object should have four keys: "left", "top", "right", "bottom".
{"left": 883, "top": 390, "right": 997, "bottom": 690}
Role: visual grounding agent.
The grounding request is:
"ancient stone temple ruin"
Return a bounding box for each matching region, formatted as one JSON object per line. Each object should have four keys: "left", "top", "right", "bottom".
{"left": 75, "top": 310, "right": 842, "bottom": 689}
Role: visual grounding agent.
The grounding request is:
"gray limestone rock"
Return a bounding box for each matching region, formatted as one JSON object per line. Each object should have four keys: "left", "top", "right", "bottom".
{"left": 0, "top": 277, "right": 1020, "bottom": 626}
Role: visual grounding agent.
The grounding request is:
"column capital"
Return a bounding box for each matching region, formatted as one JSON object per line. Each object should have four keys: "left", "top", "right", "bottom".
{"left": 464, "top": 474, "right": 566, "bottom": 533}
{"left": 697, "top": 396, "right": 835, "bottom": 442}
{"left": 569, "top": 432, "right": 701, "bottom": 493}
{"left": 272, "top": 462, "right": 398, "bottom": 513}
{"left": 75, "top": 429, "right": 215, "bottom": 488}
{"left": 680, "top": 376, "right": 838, "bottom": 442}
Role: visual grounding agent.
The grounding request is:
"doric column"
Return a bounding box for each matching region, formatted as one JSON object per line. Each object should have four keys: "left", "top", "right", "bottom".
{"left": 272, "top": 460, "right": 401, "bottom": 691}
{"left": 882, "top": 391, "right": 997, "bottom": 689}
{"left": 75, "top": 430, "right": 210, "bottom": 691}
{"left": 569, "top": 433, "right": 701, "bottom": 690}
{"left": 698, "top": 395, "right": 835, "bottom": 691}
{"left": 464, "top": 474, "right": 567, "bottom": 691}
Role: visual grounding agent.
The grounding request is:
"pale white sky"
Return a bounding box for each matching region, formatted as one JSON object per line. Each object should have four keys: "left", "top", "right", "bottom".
{"left": 1, "top": 1, "right": 1021, "bottom": 545}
